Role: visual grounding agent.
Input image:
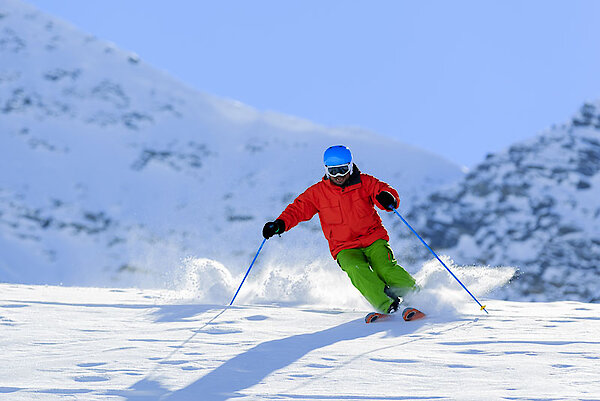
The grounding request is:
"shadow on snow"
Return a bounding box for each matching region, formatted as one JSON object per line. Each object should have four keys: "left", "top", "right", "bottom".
{"left": 121, "top": 316, "right": 425, "bottom": 401}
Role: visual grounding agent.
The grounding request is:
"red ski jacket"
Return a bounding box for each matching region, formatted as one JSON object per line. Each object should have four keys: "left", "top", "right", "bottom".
{"left": 277, "top": 169, "right": 399, "bottom": 259}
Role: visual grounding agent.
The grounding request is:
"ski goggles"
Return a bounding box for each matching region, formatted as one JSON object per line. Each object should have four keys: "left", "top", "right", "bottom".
{"left": 325, "top": 162, "right": 353, "bottom": 177}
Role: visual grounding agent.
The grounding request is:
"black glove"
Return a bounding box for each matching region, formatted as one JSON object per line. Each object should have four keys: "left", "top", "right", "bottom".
{"left": 375, "top": 191, "right": 398, "bottom": 211}
{"left": 262, "top": 219, "right": 286, "bottom": 239}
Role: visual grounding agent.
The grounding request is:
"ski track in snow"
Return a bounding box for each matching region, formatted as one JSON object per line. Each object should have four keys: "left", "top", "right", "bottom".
{"left": 1, "top": 283, "right": 600, "bottom": 400}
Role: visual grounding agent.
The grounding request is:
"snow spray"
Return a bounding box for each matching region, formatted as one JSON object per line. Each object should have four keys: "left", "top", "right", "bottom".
{"left": 405, "top": 258, "right": 516, "bottom": 317}
{"left": 148, "top": 238, "right": 268, "bottom": 374}
{"left": 392, "top": 208, "right": 489, "bottom": 314}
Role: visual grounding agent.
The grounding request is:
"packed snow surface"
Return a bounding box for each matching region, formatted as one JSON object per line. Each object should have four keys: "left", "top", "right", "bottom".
{"left": 2, "top": 262, "right": 599, "bottom": 400}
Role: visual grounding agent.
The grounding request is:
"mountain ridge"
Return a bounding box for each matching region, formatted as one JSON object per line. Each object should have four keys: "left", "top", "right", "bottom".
{"left": 0, "top": 0, "right": 463, "bottom": 287}
{"left": 397, "top": 101, "right": 600, "bottom": 302}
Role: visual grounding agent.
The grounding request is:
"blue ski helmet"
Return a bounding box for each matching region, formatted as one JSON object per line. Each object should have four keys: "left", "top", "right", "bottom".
{"left": 323, "top": 145, "right": 352, "bottom": 166}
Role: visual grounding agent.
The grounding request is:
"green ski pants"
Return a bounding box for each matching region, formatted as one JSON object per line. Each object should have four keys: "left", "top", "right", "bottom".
{"left": 336, "top": 239, "right": 416, "bottom": 313}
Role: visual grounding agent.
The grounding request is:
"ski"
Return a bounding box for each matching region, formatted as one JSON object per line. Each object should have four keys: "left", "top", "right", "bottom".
{"left": 402, "top": 307, "right": 426, "bottom": 321}
{"left": 364, "top": 312, "right": 389, "bottom": 323}
{"left": 364, "top": 307, "right": 425, "bottom": 324}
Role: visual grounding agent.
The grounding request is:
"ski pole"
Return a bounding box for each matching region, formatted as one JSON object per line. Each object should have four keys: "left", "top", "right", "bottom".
{"left": 392, "top": 208, "right": 488, "bottom": 314}
{"left": 229, "top": 238, "right": 267, "bottom": 306}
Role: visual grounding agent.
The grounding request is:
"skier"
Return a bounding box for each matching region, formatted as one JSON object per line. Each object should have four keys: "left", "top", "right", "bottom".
{"left": 263, "top": 145, "right": 422, "bottom": 320}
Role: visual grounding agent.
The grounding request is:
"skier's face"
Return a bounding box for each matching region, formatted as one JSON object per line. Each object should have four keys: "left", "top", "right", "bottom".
{"left": 330, "top": 173, "right": 350, "bottom": 186}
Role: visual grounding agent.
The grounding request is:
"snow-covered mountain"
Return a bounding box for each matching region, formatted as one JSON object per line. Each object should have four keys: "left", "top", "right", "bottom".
{"left": 0, "top": 0, "right": 463, "bottom": 287}
{"left": 398, "top": 101, "right": 600, "bottom": 303}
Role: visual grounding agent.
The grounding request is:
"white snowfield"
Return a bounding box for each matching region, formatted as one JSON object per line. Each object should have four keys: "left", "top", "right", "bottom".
{"left": 2, "top": 276, "right": 599, "bottom": 400}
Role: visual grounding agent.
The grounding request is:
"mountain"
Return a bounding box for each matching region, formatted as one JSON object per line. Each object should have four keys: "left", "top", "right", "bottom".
{"left": 398, "top": 101, "right": 600, "bottom": 302}
{"left": 1, "top": 282, "right": 599, "bottom": 400}
{"left": 0, "top": 0, "right": 463, "bottom": 287}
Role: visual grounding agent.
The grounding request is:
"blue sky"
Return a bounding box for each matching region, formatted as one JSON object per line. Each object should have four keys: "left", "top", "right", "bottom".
{"left": 27, "top": 0, "right": 600, "bottom": 167}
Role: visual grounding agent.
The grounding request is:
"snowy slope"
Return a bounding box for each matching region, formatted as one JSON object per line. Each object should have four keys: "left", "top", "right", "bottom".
{"left": 396, "top": 101, "right": 600, "bottom": 303}
{"left": 0, "top": 0, "right": 463, "bottom": 287}
{"left": 1, "top": 282, "right": 599, "bottom": 400}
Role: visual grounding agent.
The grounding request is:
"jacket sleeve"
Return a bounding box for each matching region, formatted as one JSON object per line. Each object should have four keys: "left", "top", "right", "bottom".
{"left": 366, "top": 175, "right": 400, "bottom": 210}
{"left": 276, "top": 186, "right": 319, "bottom": 232}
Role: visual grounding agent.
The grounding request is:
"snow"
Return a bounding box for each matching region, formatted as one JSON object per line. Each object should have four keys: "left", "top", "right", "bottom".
{"left": 2, "top": 271, "right": 600, "bottom": 401}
